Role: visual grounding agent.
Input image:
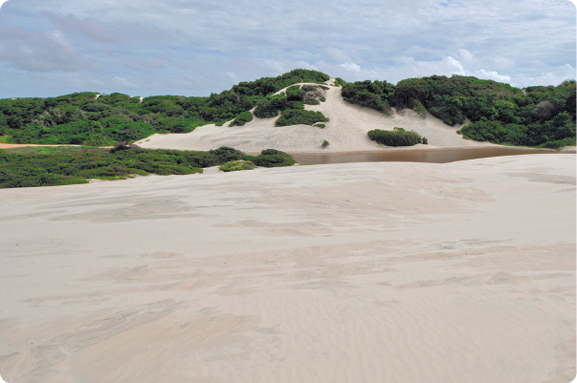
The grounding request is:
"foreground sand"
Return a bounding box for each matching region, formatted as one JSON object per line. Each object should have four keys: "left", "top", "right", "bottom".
{"left": 0, "top": 154, "right": 575, "bottom": 383}
{"left": 136, "top": 81, "right": 495, "bottom": 154}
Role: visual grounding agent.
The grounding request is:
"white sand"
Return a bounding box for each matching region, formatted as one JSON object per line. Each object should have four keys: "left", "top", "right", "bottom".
{"left": 0, "top": 153, "right": 574, "bottom": 382}
{"left": 136, "top": 80, "right": 495, "bottom": 154}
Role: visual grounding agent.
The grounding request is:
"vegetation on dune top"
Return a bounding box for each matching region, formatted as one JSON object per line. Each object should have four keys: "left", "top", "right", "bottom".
{"left": 0, "top": 69, "right": 330, "bottom": 146}
{"left": 342, "top": 75, "right": 576, "bottom": 148}
{"left": 1, "top": 68, "right": 574, "bottom": 150}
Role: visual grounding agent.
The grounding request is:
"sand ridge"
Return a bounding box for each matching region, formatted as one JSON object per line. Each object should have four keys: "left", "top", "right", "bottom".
{"left": 0, "top": 154, "right": 574, "bottom": 382}
{"left": 136, "top": 79, "right": 496, "bottom": 154}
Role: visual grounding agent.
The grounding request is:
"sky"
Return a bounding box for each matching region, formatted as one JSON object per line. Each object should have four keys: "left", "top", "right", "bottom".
{"left": 0, "top": 0, "right": 575, "bottom": 98}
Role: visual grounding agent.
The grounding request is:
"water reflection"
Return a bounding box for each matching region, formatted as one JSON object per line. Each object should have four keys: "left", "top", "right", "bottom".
{"left": 291, "top": 147, "right": 559, "bottom": 165}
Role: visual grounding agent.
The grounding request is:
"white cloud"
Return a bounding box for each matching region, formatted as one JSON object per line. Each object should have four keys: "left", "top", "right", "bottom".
{"left": 340, "top": 62, "right": 361, "bottom": 72}
{"left": 475, "top": 69, "right": 511, "bottom": 83}
{"left": 519, "top": 63, "right": 576, "bottom": 87}
{"left": 0, "top": 0, "right": 574, "bottom": 96}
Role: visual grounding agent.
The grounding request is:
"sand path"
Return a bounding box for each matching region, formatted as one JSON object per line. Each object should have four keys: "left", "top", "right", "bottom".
{"left": 0, "top": 154, "right": 574, "bottom": 382}
{"left": 136, "top": 80, "right": 495, "bottom": 153}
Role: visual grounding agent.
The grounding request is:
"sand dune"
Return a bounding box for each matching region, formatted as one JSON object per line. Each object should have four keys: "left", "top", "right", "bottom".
{"left": 136, "top": 80, "right": 495, "bottom": 154}
{"left": 0, "top": 154, "right": 574, "bottom": 382}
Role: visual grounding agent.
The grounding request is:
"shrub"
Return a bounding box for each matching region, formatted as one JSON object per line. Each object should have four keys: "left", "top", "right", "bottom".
{"left": 229, "top": 111, "right": 253, "bottom": 126}
{"left": 367, "top": 128, "right": 423, "bottom": 147}
{"left": 314, "top": 123, "right": 326, "bottom": 128}
{"left": 422, "top": 137, "right": 428, "bottom": 145}
{"left": 243, "top": 149, "right": 296, "bottom": 167}
{"left": 253, "top": 95, "right": 304, "bottom": 119}
{"left": 219, "top": 160, "right": 256, "bottom": 172}
{"left": 321, "top": 140, "right": 329, "bottom": 148}
{"left": 275, "top": 109, "right": 328, "bottom": 127}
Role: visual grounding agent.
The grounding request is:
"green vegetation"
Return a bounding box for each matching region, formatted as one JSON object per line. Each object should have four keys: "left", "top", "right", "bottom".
{"left": 253, "top": 95, "right": 304, "bottom": 118}
{"left": 243, "top": 149, "right": 296, "bottom": 167}
{"left": 275, "top": 109, "right": 328, "bottom": 127}
{"left": 314, "top": 123, "right": 326, "bottom": 128}
{"left": 2, "top": 70, "right": 573, "bottom": 150}
{"left": 367, "top": 127, "right": 425, "bottom": 147}
{"left": 219, "top": 160, "right": 256, "bottom": 172}
{"left": 342, "top": 75, "right": 576, "bottom": 148}
{"left": 341, "top": 80, "right": 395, "bottom": 115}
{"left": 321, "top": 140, "right": 329, "bottom": 148}
{"left": 229, "top": 111, "right": 253, "bottom": 126}
{"left": 0, "top": 146, "right": 297, "bottom": 188}
{"left": 0, "top": 69, "right": 330, "bottom": 146}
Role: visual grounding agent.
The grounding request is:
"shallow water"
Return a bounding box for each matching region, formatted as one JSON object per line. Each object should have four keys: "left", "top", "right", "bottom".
{"left": 291, "top": 146, "right": 560, "bottom": 164}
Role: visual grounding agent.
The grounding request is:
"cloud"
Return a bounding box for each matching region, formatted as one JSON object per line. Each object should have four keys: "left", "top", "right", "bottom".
{"left": 0, "top": 25, "right": 90, "bottom": 72}
{"left": 475, "top": 69, "right": 511, "bottom": 83}
{"left": 0, "top": 0, "right": 574, "bottom": 96}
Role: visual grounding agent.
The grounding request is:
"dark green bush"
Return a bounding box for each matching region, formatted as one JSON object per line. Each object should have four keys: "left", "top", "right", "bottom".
{"left": 275, "top": 109, "right": 328, "bottom": 127}
{"left": 0, "top": 146, "right": 257, "bottom": 188}
{"left": 341, "top": 80, "right": 394, "bottom": 115}
{"left": 368, "top": 128, "right": 423, "bottom": 147}
{"left": 230, "top": 111, "right": 253, "bottom": 126}
{"left": 243, "top": 149, "right": 295, "bottom": 167}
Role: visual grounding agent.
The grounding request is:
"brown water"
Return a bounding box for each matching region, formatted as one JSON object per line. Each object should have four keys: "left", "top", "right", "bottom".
{"left": 291, "top": 146, "right": 560, "bottom": 165}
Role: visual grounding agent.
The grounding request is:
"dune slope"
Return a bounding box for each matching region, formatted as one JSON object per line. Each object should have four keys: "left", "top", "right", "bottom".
{"left": 0, "top": 154, "right": 574, "bottom": 383}
{"left": 136, "top": 80, "right": 494, "bottom": 153}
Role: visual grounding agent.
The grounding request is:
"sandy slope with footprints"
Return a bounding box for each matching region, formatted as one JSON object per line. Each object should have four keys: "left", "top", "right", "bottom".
{"left": 0, "top": 153, "right": 574, "bottom": 382}
{"left": 136, "top": 79, "right": 495, "bottom": 154}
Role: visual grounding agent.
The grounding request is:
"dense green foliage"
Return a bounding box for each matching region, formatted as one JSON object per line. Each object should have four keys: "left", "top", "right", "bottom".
{"left": 342, "top": 75, "right": 576, "bottom": 147}
{"left": 0, "top": 146, "right": 298, "bottom": 188}
{"left": 321, "top": 140, "right": 329, "bottom": 148}
{"left": 367, "top": 128, "right": 425, "bottom": 147}
{"left": 341, "top": 80, "right": 396, "bottom": 115}
{"left": 253, "top": 95, "right": 304, "bottom": 118}
{"left": 229, "top": 111, "right": 253, "bottom": 126}
{"left": 275, "top": 109, "right": 328, "bottom": 127}
{"left": 219, "top": 160, "right": 256, "bottom": 172}
{"left": 0, "top": 69, "right": 330, "bottom": 146}
{"left": 243, "top": 149, "right": 296, "bottom": 167}
{"left": 230, "top": 69, "right": 329, "bottom": 97}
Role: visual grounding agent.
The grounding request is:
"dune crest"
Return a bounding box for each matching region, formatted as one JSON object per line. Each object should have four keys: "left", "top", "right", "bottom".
{"left": 137, "top": 80, "right": 494, "bottom": 154}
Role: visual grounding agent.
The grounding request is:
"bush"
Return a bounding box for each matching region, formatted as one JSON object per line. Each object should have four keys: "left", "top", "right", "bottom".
{"left": 243, "top": 149, "right": 296, "bottom": 167}
{"left": 219, "top": 160, "right": 256, "bottom": 172}
{"left": 367, "top": 128, "right": 423, "bottom": 147}
{"left": 275, "top": 109, "right": 328, "bottom": 127}
{"left": 341, "top": 80, "right": 394, "bottom": 115}
{"left": 321, "top": 140, "right": 329, "bottom": 148}
{"left": 314, "top": 123, "right": 326, "bottom": 128}
{"left": 253, "top": 95, "right": 304, "bottom": 119}
{"left": 229, "top": 111, "right": 253, "bottom": 126}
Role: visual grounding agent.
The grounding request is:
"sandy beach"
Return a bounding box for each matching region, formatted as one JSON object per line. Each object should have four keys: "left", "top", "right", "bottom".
{"left": 0, "top": 153, "right": 574, "bottom": 382}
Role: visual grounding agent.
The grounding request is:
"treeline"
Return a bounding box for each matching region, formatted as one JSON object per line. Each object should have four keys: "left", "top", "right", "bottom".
{"left": 0, "top": 69, "right": 330, "bottom": 146}
{"left": 0, "top": 146, "right": 296, "bottom": 188}
{"left": 342, "top": 75, "right": 576, "bottom": 148}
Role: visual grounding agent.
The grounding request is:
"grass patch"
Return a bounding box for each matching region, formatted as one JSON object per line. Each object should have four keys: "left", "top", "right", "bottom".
{"left": 313, "top": 123, "right": 326, "bottom": 128}
{"left": 219, "top": 160, "right": 256, "bottom": 172}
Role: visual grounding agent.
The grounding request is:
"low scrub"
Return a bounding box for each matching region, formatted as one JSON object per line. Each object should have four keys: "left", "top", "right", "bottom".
{"left": 0, "top": 146, "right": 251, "bottom": 188}
{"left": 275, "top": 109, "right": 328, "bottom": 127}
{"left": 367, "top": 127, "right": 425, "bottom": 147}
{"left": 243, "top": 149, "right": 296, "bottom": 167}
{"left": 219, "top": 160, "right": 256, "bottom": 172}
{"left": 253, "top": 95, "right": 304, "bottom": 118}
{"left": 230, "top": 111, "right": 253, "bottom": 126}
